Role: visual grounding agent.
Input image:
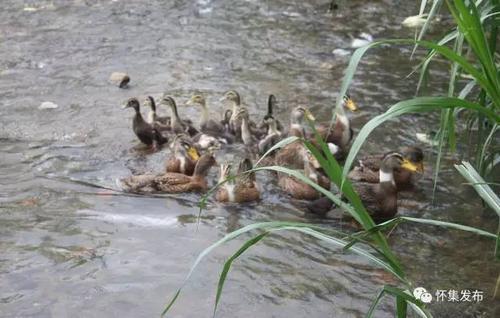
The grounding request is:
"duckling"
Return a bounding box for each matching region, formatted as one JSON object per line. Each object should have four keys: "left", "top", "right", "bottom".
{"left": 311, "top": 95, "right": 358, "bottom": 159}
{"left": 144, "top": 96, "right": 171, "bottom": 127}
{"left": 187, "top": 94, "right": 235, "bottom": 144}
{"left": 274, "top": 106, "right": 316, "bottom": 169}
{"left": 119, "top": 153, "right": 216, "bottom": 194}
{"left": 289, "top": 105, "right": 315, "bottom": 137}
{"left": 258, "top": 116, "right": 283, "bottom": 155}
{"left": 220, "top": 90, "right": 243, "bottom": 137}
{"left": 236, "top": 108, "right": 258, "bottom": 149}
{"left": 278, "top": 151, "right": 328, "bottom": 200}
{"left": 348, "top": 146, "right": 424, "bottom": 190}
{"left": 165, "top": 135, "right": 200, "bottom": 176}
{"left": 187, "top": 95, "right": 224, "bottom": 134}
{"left": 215, "top": 158, "right": 260, "bottom": 203}
{"left": 307, "top": 152, "right": 422, "bottom": 221}
{"left": 161, "top": 96, "right": 199, "bottom": 136}
{"left": 123, "top": 98, "right": 168, "bottom": 149}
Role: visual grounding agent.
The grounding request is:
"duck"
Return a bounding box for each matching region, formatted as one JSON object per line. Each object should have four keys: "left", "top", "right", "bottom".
{"left": 186, "top": 94, "right": 235, "bottom": 144}
{"left": 160, "top": 96, "right": 199, "bottom": 136}
{"left": 119, "top": 153, "right": 216, "bottom": 194}
{"left": 310, "top": 94, "right": 358, "bottom": 160}
{"left": 123, "top": 98, "right": 168, "bottom": 149}
{"left": 235, "top": 108, "right": 259, "bottom": 150}
{"left": 258, "top": 116, "right": 283, "bottom": 155}
{"left": 165, "top": 135, "right": 200, "bottom": 176}
{"left": 215, "top": 158, "right": 260, "bottom": 203}
{"left": 307, "top": 152, "right": 422, "bottom": 221}
{"left": 348, "top": 146, "right": 424, "bottom": 190}
{"left": 273, "top": 106, "right": 316, "bottom": 169}
{"left": 220, "top": 90, "right": 243, "bottom": 137}
{"left": 144, "top": 96, "right": 171, "bottom": 127}
{"left": 278, "top": 150, "right": 329, "bottom": 200}
{"left": 257, "top": 95, "right": 285, "bottom": 134}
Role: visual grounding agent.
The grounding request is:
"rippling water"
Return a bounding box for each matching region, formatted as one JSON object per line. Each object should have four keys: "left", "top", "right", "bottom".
{"left": 1, "top": 1, "right": 498, "bottom": 317}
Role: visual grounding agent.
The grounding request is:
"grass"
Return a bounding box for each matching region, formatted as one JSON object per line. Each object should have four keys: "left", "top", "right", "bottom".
{"left": 162, "top": 0, "right": 499, "bottom": 317}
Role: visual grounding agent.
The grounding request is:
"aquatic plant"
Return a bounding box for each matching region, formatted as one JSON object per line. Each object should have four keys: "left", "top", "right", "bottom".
{"left": 162, "top": 1, "right": 499, "bottom": 317}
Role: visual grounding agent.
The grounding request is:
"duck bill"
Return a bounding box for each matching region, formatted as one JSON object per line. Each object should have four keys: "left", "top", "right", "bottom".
{"left": 401, "top": 159, "right": 423, "bottom": 173}
{"left": 345, "top": 98, "right": 358, "bottom": 112}
{"left": 185, "top": 99, "right": 193, "bottom": 106}
{"left": 188, "top": 147, "right": 200, "bottom": 161}
{"left": 304, "top": 109, "right": 316, "bottom": 122}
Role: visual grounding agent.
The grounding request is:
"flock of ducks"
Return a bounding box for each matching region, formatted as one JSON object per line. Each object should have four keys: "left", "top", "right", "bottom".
{"left": 118, "top": 90, "right": 424, "bottom": 223}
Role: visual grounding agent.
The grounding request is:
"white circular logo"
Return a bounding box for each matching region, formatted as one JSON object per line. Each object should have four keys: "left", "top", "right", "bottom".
{"left": 413, "top": 287, "right": 432, "bottom": 303}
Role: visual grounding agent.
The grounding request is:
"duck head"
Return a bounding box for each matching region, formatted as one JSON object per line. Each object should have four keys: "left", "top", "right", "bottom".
{"left": 123, "top": 98, "right": 140, "bottom": 112}
{"left": 173, "top": 135, "right": 200, "bottom": 161}
{"left": 380, "top": 152, "right": 424, "bottom": 184}
{"left": 186, "top": 94, "right": 206, "bottom": 107}
{"left": 193, "top": 153, "right": 217, "bottom": 177}
{"left": 342, "top": 94, "right": 358, "bottom": 112}
{"left": 220, "top": 90, "right": 241, "bottom": 105}
{"left": 291, "top": 106, "right": 315, "bottom": 124}
{"left": 401, "top": 146, "right": 424, "bottom": 173}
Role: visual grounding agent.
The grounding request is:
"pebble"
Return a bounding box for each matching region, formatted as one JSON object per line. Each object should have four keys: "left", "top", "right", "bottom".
{"left": 332, "top": 48, "right": 350, "bottom": 56}
{"left": 39, "top": 101, "right": 58, "bottom": 110}
{"left": 402, "top": 15, "right": 428, "bottom": 28}
{"left": 109, "top": 72, "right": 130, "bottom": 88}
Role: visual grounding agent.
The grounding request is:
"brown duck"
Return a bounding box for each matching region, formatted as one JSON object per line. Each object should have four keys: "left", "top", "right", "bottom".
{"left": 123, "top": 98, "right": 168, "bottom": 149}
{"left": 119, "top": 153, "right": 216, "bottom": 194}
{"left": 310, "top": 94, "right": 358, "bottom": 159}
{"left": 348, "top": 146, "right": 424, "bottom": 190}
{"left": 216, "top": 158, "right": 260, "bottom": 203}
{"left": 307, "top": 152, "right": 422, "bottom": 221}
{"left": 165, "top": 135, "right": 200, "bottom": 176}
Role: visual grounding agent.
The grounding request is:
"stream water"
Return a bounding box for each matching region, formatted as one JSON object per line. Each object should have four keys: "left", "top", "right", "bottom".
{"left": 1, "top": 0, "right": 499, "bottom": 317}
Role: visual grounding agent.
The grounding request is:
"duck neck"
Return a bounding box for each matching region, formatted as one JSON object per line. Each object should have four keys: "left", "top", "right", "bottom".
{"left": 379, "top": 167, "right": 395, "bottom": 186}
{"left": 304, "top": 160, "right": 318, "bottom": 183}
{"left": 290, "top": 117, "right": 305, "bottom": 137}
{"left": 169, "top": 102, "right": 180, "bottom": 124}
{"left": 200, "top": 103, "right": 209, "bottom": 126}
{"left": 230, "top": 103, "right": 240, "bottom": 120}
{"left": 335, "top": 106, "right": 350, "bottom": 145}
{"left": 241, "top": 117, "right": 252, "bottom": 144}
{"left": 193, "top": 157, "right": 212, "bottom": 179}
{"left": 268, "top": 120, "right": 279, "bottom": 136}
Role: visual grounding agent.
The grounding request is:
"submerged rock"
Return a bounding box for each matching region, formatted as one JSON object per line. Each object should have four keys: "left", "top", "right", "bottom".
{"left": 402, "top": 15, "right": 428, "bottom": 28}
{"left": 109, "top": 72, "right": 130, "bottom": 88}
{"left": 39, "top": 101, "right": 58, "bottom": 110}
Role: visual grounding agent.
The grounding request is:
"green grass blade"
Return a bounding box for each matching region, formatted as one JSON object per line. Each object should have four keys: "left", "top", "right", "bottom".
{"left": 254, "top": 136, "right": 299, "bottom": 167}
{"left": 342, "top": 97, "right": 500, "bottom": 179}
{"left": 338, "top": 38, "right": 497, "bottom": 110}
{"left": 396, "top": 295, "right": 408, "bottom": 318}
{"left": 213, "top": 232, "right": 269, "bottom": 317}
{"left": 455, "top": 161, "right": 500, "bottom": 214}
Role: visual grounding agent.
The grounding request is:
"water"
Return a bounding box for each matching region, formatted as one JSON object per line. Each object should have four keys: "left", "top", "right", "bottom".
{"left": 1, "top": 1, "right": 499, "bottom": 317}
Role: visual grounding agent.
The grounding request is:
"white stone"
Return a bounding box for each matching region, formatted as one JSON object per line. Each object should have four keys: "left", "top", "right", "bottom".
{"left": 39, "top": 101, "right": 58, "bottom": 110}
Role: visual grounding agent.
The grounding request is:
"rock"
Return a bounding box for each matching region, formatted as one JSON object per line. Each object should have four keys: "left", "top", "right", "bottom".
{"left": 402, "top": 15, "right": 428, "bottom": 28}
{"left": 351, "top": 33, "right": 373, "bottom": 49}
{"left": 320, "top": 62, "right": 335, "bottom": 70}
{"left": 332, "top": 48, "right": 350, "bottom": 56}
{"left": 39, "top": 101, "right": 58, "bottom": 110}
{"left": 109, "top": 72, "right": 130, "bottom": 88}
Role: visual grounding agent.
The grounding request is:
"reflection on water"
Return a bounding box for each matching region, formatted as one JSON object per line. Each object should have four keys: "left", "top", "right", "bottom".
{"left": 0, "top": 0, "right": 498, "bottom": 317}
